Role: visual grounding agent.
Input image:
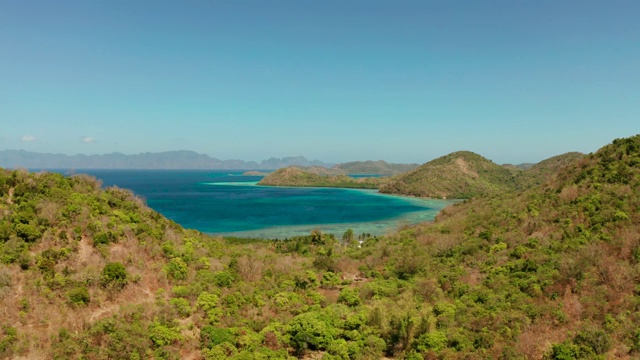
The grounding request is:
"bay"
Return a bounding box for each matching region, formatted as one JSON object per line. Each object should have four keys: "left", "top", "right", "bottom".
{"left": 56, "top": 169, "right": 454, "bottom": 238}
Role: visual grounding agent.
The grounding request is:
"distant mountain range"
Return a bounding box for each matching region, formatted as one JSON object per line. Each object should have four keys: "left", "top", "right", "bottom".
{"left": 0, "top": 150, "right": 332, "bottom": 170}
{"left": 333, "top": 160, "right": 419, "bottom": 175}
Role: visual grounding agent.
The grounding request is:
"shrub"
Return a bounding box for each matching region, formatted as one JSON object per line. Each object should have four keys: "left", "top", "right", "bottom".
{"left": 197, "top": 291, "right": 221, "bottom": 323}
{"left": 287, "top": 312, "right": 337, "bottom": 354}
{"left": 148, "top": 321, "right": 182, "bottom": 347}
{"left": 213, "top": 271, "right": 235, "bottom": 287}
{"left": 415, "top": 331, "right": 448, "bottom": 352}
{"left": 337, "top": 288, "right": 361, "bottom": 307}
{"left": 171, "top": 285, "right": 191, "bottom": 298}
{"left": 573, "top": 328, "right": 611, "bottom": 355}
{"left": 549, "top": 342, "right": 580, "bottom": 360}
{"left": 101, "top": 262, "right": 128, "bottom": 288}
{"left": 169, "top": 298, "right": 191, "bottom": 317}
{"left": 0, "top": 325, "right": 18, "bottom": 356}
{"left": 201, "top": 326, "right": 236, "bottom": 349}
{"left": 14, "top": 223, "right": 41, "bottom": 242}
{"left": 197, "top": 292, "right": 219, "bottom": 312}
{"left": 165, "top": 257, "right": 188, "bottom": 280}
{"left": 321, "top": 272, "right": 341, "bottom": 289}
{"left": 93, "top": 231, "right": 116, "bottom": 246}
{"left": 67, "top": 286, "right": 90, "bottom": 306}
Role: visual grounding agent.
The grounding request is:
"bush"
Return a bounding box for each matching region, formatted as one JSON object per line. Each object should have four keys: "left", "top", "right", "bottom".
{"left": 165, "top": 257, "right": 188, "bottom": 280}
{"left": 549, "top": 342, "right": 580, "bottom": 360}
{"left": 213, "top": 271, "right": 234, "bottom": 287}
{"left": 573, "top": 328, "right": 611, "bottom": 355}
{"left": 197, "top": 291, "right": 221, "bottom": 323}
{"left": 337, "top": 288, "right": 361, "bottom": 307}
{"left": 415, "top": 331, "right": 448, "bottom": 352}
{"left": 0, "top": 325, "right": 18, "bottom": 356}
{"left": 67, "top": 286, "right": 90, "bottom": 306}
{"left": 321, "top": 272, "right": 341, "bottom": 289}
{"left": 93, "top": 231, "right": 116, "bottom": 246}
{"left": 14, "top": 223, "right": 41, "bottom": 242}
{"left": 287, "top": 312, "right": 337, "bottom": 354}
{"left": 171, "top": 285, "right": 191, "bottom": 298}
{"left": 101, "top": 262, "right": 128, "bottom": 288}
{"left": 148, "top": 321, "right": 182, "bottom": 347}
{"left": 201, "top": 326, "right": 236, "bottom": 349}
{"left": 170, "top": 298, "right": 191, "bottom": 317}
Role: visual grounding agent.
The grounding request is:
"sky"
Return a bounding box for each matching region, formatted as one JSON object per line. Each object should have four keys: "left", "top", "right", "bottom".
{"left": 1, "top": 0, "right": 639, "bottom": 164}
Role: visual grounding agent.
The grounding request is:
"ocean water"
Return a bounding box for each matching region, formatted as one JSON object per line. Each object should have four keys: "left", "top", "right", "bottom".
{"left": 59, "top": 170, "right": 454, "bottom": 238}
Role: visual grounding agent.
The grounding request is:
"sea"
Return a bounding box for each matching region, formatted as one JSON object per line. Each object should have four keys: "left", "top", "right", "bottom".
{"left": 51, "top": 170, "right": 455, "bottom": 239}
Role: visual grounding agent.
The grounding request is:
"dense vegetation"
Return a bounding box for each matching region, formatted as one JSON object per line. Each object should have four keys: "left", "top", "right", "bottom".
{"left": 1, "top": 135, "right": 639, "bottom": 359}
{"left": 258, "top": 167, "right": 383, "bottom": 189}
{"left": 513, "top": 152, "right": 585, "bottom": 190}
{"left": 380, "top": 151, "right": 585, "bottom": 199}
{"left": 333, "top": 161, "right": 418, "bottom": 175}
{"left": 379, "top": 151, "right": 520, "bottom": 198}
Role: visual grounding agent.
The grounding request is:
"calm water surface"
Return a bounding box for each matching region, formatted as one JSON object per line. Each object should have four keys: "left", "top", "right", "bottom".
{"left": 58, "top": 170, "right": 454, "bottom": 238}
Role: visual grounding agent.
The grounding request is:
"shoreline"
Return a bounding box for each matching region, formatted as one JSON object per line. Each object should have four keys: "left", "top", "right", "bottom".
{"left": 203, "top": 180, "right": 457, "bottom": 238}
{"left": 206, "top": 180, "right": 464, "bottom": 205}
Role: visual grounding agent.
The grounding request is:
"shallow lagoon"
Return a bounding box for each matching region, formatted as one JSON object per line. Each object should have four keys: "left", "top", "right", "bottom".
{"left": 67, "top": 170, "right": 454, "bottom": 238}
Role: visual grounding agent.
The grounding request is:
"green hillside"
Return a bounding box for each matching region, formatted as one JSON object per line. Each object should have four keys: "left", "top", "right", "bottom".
{"left": 515, "top": 152, "right": 586, "bottom": 189}
{"left": 333, "top": 161, "right": 418, "bottom": 175}
{"left": 258, "top": 167, "right": 381, "bottom": 189}
{"left": 1, "top": 135, "right": 639, "bottom": 359}
{"left": 379, "top": 151, "right": 520, "bottom": 198}
{"left": 402, "top": 135, "right": 640, "bottom": 358}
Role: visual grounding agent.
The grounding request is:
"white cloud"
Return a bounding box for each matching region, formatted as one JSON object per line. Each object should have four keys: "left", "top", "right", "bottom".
{"left": 82, "top": 136, "right": 95, "bottom": 143}
{"left": 21, "top": 135, "right": 35, "bottom": 142}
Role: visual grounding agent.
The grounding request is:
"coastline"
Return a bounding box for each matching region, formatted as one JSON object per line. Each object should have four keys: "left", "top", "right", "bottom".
{"left": 204, "top": 180, "right": 457, "bottom": 238}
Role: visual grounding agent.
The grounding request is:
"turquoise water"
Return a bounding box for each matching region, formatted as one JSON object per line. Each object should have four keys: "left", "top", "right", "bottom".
{"left": 64, "top": 170, "right": 454, "bottom": 238}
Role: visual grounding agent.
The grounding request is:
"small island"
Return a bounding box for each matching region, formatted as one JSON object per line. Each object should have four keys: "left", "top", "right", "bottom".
{"left": 257, "top": 166, "right": 384, "bottom": 189}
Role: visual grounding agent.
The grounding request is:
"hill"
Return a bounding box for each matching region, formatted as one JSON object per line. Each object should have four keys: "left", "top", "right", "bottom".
{"left": 1, "top": 135, "right": 639, "bottom": 359}
{"left": 258, "top": 167, "right": 381, "bottom": 189}
{"left": 0, "top": 150, "right": 331, "bottom": 170}
{"left": 515, "top": 151, "right": 585, "bottom": 189}
{"left": 503, "top": 162, "right": 535, "bottom": 170}
{"left": 392, "top": 134, "right": 640, "bottom": 358}
{"left": 379, "top": 151, "right": 519, "bottom": 198}
{"left": 333, "top": 160, "right": 418, "bottom": 175}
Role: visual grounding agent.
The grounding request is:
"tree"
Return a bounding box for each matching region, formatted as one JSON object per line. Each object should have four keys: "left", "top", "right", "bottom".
{"left": 342, "top": 228, "right": 355, "bottom": 247}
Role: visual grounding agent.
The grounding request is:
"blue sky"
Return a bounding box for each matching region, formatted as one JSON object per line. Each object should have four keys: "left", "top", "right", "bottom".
{"left": 1, "top": 1, "right": 638, "bottom": 164}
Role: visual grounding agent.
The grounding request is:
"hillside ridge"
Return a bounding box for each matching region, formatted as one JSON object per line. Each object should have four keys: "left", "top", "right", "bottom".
{"left": 379, "top": 150, "right": 519, "bottom": 198}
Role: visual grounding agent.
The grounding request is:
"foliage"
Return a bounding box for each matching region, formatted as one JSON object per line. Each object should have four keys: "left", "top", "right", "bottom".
{"left": 2, "top": 134, "right": 640, "bottom": 358}
{"left": 201, "top": 326, "right": 236, "bottom": 349}
{"left": 337, "top": 288, "right": 361, "bottom": 307}
{"left": 258, "top": 167, "right": 382, "bottom": 189}
{"left": 148, "top": 320, "right": 182, "bottom": 347}
{"left": 101, "top": 262, "right": 128, "bottom": 288}
{"left": 165, "top": 257, "right": 188, "bottom": 280}
{"left": 379, "top": 150, "right": 521, "bottom": 198}
{"left": 67, "top": 286, "right": 90, "bottom": 306}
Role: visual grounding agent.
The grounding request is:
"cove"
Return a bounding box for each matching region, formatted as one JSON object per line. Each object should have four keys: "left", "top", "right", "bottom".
{"left": 62, "top": 170, "right": 455, "bottom": 238}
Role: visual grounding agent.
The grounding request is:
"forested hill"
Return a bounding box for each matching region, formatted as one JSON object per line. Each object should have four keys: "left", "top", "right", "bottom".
{"left": 514, "top": 151, "right": 586, "bottom": 189}
{"left": 378, "top": 151, "right": 519, "bottom": 198}
{"left": 332, "top": 160, "right": 418, "bottom": 175}
{"left": 1, "top": 135, "right": 639, "bottom": 359}
{"left": 379, "top": 151, "right": 586, "bottom": 199}
{"left": 405, "top": 134, "right": 640, "bottom": 358}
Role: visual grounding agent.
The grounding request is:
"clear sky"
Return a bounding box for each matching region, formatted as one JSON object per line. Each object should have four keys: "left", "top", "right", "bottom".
{"left": 1, "top": 1, "right": 638, "bottom": 164}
